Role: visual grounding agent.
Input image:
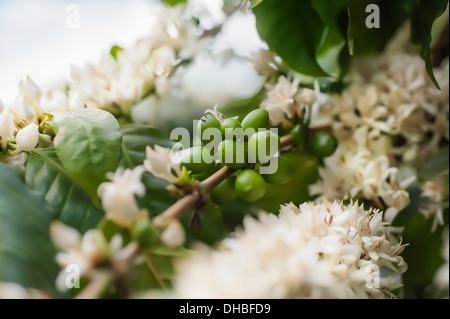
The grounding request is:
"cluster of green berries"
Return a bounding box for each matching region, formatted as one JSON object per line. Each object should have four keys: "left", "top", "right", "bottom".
{"left": 180, "top": 108, "right": 338, "bottom": 205}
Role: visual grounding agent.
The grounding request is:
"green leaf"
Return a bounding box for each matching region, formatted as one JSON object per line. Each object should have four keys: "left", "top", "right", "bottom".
{"left": 180, "top": 201, "right": 228, "bottom": 246}
{"left": 401, "top": 212, "right": 448, "bottom": 298}
{"left": 312, "top": 0, "right": 347, "bottom": 76}
{"left": 343, "top": 0, "right": 413, "bottom": 55}
{"left": 48, "top": 109, "right": 122, "bottom": 205}
{"left": 253, "top": 0, "right": 329, "bottom": 77}
{"left": 120, "top": 124, "right": 173, "bottom": 169}
{"left": 161, "top": 0, "right": 186, "bottom": 6}
{"left": 410, "top": 0, "right": 448, "bottom": 89}
{"left": 219, "top": 87, "right": 265, "bottom": 121}
{"left": 0, "top": 163, "right": 59, "bottom": 295}
{"left": 109, "top": 45, "right": 123, "bottom": 60}
{"left": 139, "top": 172, "right": 176, "bottom": 217}
{"left": 418, "top": 146, "right": 449, "bottom": 182}
{"left": 26, "top": 148, "right": 104, "bottom": 233}
{"left": 250, "top": 0, "right": 263, "bottom": 9}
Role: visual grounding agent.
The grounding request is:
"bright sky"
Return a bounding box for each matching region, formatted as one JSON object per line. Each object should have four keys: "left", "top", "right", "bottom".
{"left": 0, "top": 0, "right": 265, "bottom": 104}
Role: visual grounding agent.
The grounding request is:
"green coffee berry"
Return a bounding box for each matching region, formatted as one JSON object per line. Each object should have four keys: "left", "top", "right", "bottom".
{"left": 221, "top": 119, "right": 242, "bottom": 138}
{"left": 235, "top": 169, "right": 267, "bottom": 202}
{"left": 181, "top": 146, "right": 215, "bottom": 174}
{"left": 262, "top": 156, "right": 295, "bottom": 185}
{"left": 132, "top": 221, "right": 159, "bottom": 249}
{"left": 291, "top": 124, "right": 307, "bottom": 147}
{"left": 247, "top": 131, "right": 280, "bottom": 164}
{"left": 217, "top": 139, "right": 247, "bottom": 169}
{"left": 209, "top": 176, "right": 237, "bottom": 204}
{"left": 311, "top": 132, "right": 338, "bottom": 158}
{"left": 197, "top": 114, "right": 221, "bottom": 145}
{"left": 241, "top": 109, "right": 271, "bottom": 133}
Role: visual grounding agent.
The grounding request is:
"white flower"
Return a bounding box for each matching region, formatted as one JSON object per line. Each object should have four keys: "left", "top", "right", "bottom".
{"left": 0, "top": 107, "right": 15, "bottom": 149}
{"left": 186, "top": 0, "right": 226, "bottom": 30}
{"left": 14, "top": 122, "right": 39, "bottom": 153}
{"left": 161, "top": 219, "right": 186, "bottom": 247}
{"left": 98, "top": 166, "right": 145, "bottom": 227}
{"left": 18, "top": 76, "right": 42, "bottom": 108}
{"left": 144, "top": 145, "right": 182, "bottom": 183}
{"left": 261, "top": 75, "right": 301, "bottom": 125}
{"left": 432, "top": 228, "right": 449, "bottom": 297}
{"left": 0, "top": 282, "right": 31, "bottom": 299}
{"left": 175, "top": 201, "right": 407, "bottom": 299}
{"left": 50, "top": 221, "right": 82, "bottom": 251}
{"left": 251, "top": 49, "right": 280, "bottom": 76}
{"left": 147, "top": 45, "right": 176, "bottom": 76}
{"left": 51, "top": 222, "right": 107, "bottom": 292}
{"left": 50, "top": 221, "right": 135, "bottom": 293}
{"left": 155, "top": 76, "right": 171, "bottom": 95}
{"left": 420, "top": 178, "right": 449, "bottom": 232}
{"left": 0, "top": 282, "right": 47, "bottom": 299}
{"left": 310, "top": 135, "right": 414, "bottom": 216}
{"left": 11, "top": 98, "right": 36, "bottom": 124}
{"left": 40, "top": 90, "right": 84, "bottom": 113}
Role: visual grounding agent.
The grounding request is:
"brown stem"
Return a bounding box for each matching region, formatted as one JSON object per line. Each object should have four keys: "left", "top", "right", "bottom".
{"left": 75, "top": 271, "right": 113, "bottom": 299}
{"left": 202, "top": 166, "right": 235, "bottom": 195}
{"left": 154, "top": 166, "right": 234, "bottom": 226}
{"left": 280, "top": 135, "right": 294, "bottom": 150}
{"left": 76, "top": 243, "right": 141, "bottom": 299}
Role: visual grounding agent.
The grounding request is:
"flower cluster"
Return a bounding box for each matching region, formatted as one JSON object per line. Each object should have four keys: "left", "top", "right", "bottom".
{"left": 42, "top": 6, "right": 203, "bottom": 115}
{"left": 0, "top": 78, "right": 41, "bottom": 155}
{"left": 175, "top": 201, "right": 407, "bottom": 298}
{"left": 308, "top": 50, "right": 449, "bottom": 222}
{"left": 342, "top": 53, "right": 449, "bottom": 167}
{"left": 261, "top": 75, "right": 320, "bottom": 126}
{"left": 309, "top": 132, "right": 416, "bottom": 219}
{"left": 1, "top": 2, "right": 211, "bottom": 160}
{"left": 50, "top": 221, "right": 139, "bottom": 293}
{"left": 98, "top": 166, "right": 146, "bottom": 227}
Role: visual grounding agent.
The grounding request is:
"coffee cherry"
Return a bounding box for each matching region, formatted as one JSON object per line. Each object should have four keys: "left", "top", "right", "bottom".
{"left": 221, "top": 119, "right": 242, "bottom": 139}
{"left": 181, "top": 146, "right": 215, "bottom": 174}
{"left": 311, "top": 132, "right": 338, "bottom": 158}
{"left": 262, "top": 156, "right": 295, "bottom": 185}
{"left": 132, "top": 221, "right": 159, "bottom": 249}
{"left": 291, "top": 124, "right": 306, "bottom": 147}
{"left": 235, "top": 170, "right": 267, "bottom": 202}
{"left": 217, "top": 139, "right": 247, "bottom": 169}
{"left": 241, "top": 109, "right": 271, "bottom": 133}
{"left": 247, "top": 131, "right": 280, "bottom": 164}
{"left": 197, "top": 114, "right": 221, "bottom": 145}
{"left": 209, "top": 176, "right": 237, "bottom": 204}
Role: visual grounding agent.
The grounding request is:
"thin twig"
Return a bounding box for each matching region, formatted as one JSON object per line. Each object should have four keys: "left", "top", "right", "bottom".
{"left": 75, "top": 271, "right": 113, "bottom": 299}
{"left": 154, "top": 166, "right": 235, "bottom": 226}
{"left": 280, "top": 135, "right": 294, "bottom": 150}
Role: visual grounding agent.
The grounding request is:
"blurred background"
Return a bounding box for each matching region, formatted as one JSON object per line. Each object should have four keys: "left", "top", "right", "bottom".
{"left": 0, "top": 0, "right": 264, "bottom": 106}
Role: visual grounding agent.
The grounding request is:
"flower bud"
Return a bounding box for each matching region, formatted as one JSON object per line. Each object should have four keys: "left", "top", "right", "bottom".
{"left": 161, "top": 219, "right": 185, "bottom": 247}
{"left": 50, "top": 221, "right": 81, "bottom": 251}
{"left": 15, "top": 122, "right": 39, "bottom": 152}
{"left": 0, "top": 108, "right": 15, "bottom": 149}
